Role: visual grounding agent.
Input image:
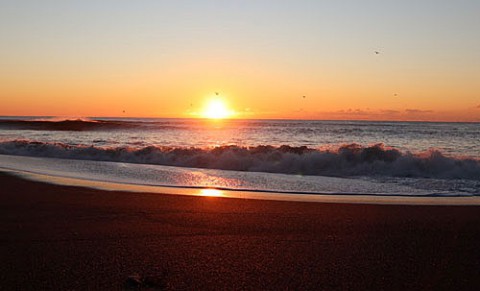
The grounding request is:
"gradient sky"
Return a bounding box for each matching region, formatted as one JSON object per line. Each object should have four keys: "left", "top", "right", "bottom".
{"left": 1, "top": 0, "right": 479, "bottom": 121}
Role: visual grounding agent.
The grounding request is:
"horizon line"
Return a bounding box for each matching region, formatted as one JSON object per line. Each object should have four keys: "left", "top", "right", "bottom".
{"left": 0, "top": 114, "right": 479, "bottom": 124}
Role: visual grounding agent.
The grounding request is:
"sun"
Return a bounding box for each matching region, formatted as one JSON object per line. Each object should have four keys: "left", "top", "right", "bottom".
{"left": 202, "top": 98, "right": 233, "bottom": 119}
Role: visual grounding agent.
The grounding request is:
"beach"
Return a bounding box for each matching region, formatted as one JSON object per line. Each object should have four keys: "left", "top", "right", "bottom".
{"left": 3, "top": 0, "right": 480, "bottom": 289}
{"left": 1, "top": 171, "right": 480, "bottom": 290}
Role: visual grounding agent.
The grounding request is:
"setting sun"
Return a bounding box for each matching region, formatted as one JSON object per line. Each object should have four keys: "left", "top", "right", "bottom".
{"left": 202, "top": 98, "right": 234, "bottom": 119}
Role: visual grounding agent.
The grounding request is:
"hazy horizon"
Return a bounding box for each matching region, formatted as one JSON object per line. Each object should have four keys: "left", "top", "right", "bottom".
{"left": 1, "top": 115, "right": 480, "bottom": 124}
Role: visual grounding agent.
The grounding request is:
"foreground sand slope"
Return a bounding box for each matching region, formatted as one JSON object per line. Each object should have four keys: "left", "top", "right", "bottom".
{"left": 1, "top": 172, "right": 480, "bottom": 290}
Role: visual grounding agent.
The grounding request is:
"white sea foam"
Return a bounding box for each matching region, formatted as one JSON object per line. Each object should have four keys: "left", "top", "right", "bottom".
{"left": 0, "top": 140, "right": 478, "bottom": 180}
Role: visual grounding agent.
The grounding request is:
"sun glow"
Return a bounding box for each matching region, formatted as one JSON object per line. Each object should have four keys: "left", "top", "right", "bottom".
{"left": 202, "top": 98, "right": 233, "bottom": 119}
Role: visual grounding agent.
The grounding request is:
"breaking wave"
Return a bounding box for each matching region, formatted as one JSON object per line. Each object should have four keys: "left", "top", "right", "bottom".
{"left": 0, "top": 140, "right": 478, "bottom": 180}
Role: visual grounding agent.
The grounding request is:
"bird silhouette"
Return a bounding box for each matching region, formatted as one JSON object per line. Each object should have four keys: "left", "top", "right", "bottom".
{"left": 374, "top": 51, "right": 380, "bottom": 55}
{"left": 215, "top": 92, "right": 219, "bottom": 96}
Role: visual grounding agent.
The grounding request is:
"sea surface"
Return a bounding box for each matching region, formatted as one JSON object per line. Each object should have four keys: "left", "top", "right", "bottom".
{"left": 0, "top": 116, "right": 479, "bottom": 198}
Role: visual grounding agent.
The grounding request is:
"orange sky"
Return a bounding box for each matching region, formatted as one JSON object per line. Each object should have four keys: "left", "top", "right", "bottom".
{"left": 1, "top": 1, "right": 479, "bottom": 121}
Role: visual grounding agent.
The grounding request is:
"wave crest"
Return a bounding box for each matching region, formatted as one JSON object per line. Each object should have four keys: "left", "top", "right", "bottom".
{"left": 0, "top": 140, "right": 478, "bottom": 180}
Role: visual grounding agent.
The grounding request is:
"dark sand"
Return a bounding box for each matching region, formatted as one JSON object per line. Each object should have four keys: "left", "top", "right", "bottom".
{"left": 1, "top": 172, "right": 480, "bottom": 290}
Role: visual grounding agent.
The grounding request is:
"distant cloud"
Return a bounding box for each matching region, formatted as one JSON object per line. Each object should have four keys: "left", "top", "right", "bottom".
{"left": 338, "top": 108, "right": 434, "bottom": 116}
{"left": 381, "top": 110, "right": 401, "bottom": 115}
{"left": 312, "top": 107, "right": 441, "bottom": 121}
{"left": 405, "top": 109, "right": 433, "bottom": 114}
{"left": 309, "top": 107, "right": 477, "bottom": 122}
{"left": 337, "top": 108, "right": 371, "bottom": 116}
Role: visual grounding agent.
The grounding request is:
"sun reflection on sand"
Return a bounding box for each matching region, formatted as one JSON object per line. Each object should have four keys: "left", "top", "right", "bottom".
{"left": 198, "top": 188, "right": 225, "bottom": 197}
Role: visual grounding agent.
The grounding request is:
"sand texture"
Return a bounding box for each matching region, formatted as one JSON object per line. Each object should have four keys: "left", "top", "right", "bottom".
{"left": 1, "top": 172, "right": 480, "bottom": 290}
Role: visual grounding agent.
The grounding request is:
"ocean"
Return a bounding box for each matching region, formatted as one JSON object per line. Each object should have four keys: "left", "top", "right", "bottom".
{"left": 0, "top": 117, "right": 479, "bottom": 198}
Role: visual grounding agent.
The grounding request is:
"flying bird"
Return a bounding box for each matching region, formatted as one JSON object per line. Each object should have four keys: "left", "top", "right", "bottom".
{"left": 215, "top": 92, "right": 219, "bottom": 96}
{"left": 374, "top": 51, "right": 380, "bottom": 55}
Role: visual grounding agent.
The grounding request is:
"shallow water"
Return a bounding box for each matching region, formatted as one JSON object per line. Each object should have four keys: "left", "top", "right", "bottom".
{"left": 1, "top": 155, "right": 478, "bottom": 197}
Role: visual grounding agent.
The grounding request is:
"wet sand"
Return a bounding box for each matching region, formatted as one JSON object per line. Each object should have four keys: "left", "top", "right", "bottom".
{"left": 1, "top": 171, "right": 480, "bottom": 290}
